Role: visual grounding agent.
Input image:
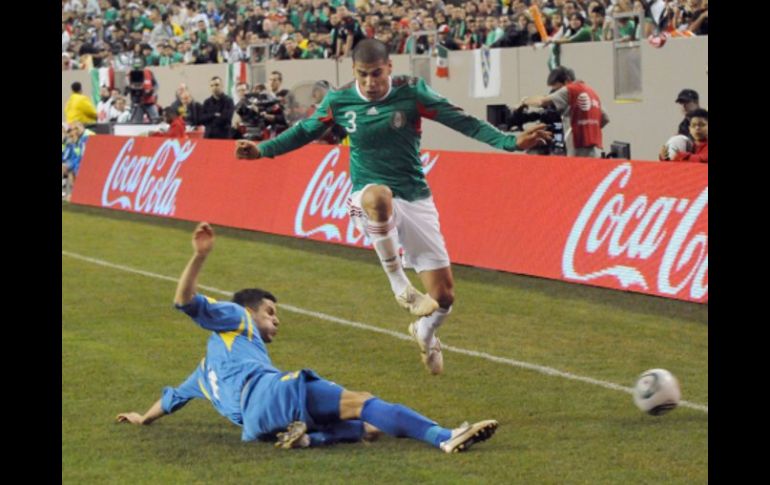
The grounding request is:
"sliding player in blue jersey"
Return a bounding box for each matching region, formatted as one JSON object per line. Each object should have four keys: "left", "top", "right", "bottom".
{"left": 116, "top": 222, "right": 498, "bottom": 453}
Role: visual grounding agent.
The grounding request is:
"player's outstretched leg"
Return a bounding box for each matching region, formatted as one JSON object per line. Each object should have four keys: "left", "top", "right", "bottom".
{"left": 408, "top": 269, "right": 454, "bottom": 374}
{"left": 351, "top": 394, "right": 498, "bottom": 454}
{"left": 361, "top": 185, "right": 438, "bottom": 317}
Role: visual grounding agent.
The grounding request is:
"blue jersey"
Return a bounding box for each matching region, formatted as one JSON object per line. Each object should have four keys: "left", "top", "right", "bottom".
{"left": 162, "top": 294, "right": 323, "bottom": 441}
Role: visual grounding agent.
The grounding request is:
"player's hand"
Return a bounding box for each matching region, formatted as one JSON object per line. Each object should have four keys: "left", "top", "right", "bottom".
{"left": 515, "top": 123, "right": 553, "bottom": 151}
{"left": 235, "top": 139, "right": 261, "bottom": 159}
{"left": 192, "top": 222, "right": 215, "bottom": 256}
{"left": 116, "top": 412, "right": 145, "bottom": 425}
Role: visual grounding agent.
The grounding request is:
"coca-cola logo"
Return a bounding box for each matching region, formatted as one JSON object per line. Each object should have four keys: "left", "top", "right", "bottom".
{"left": 294, "top": 147, "right": 439, "bottom": 245}
{"left": 101, "top": 138, "right": 195, "bottom": 216}
{"left": 562, "top": 163, "right": 708, "bottom": 301}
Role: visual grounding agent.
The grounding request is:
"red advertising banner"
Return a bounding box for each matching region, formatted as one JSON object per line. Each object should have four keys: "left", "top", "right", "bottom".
{"left": 72, "top": 136, "right": 707, "bottom": 303}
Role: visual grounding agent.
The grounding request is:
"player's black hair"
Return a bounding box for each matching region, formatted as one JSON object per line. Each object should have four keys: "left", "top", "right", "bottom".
{"left": 232, "top": 288, "right": 277, "bottom": 310}
{"left": 547, "top": 66, "right": 576, "bottom": 85}
{"left": 352, "top": 38, "right": 389, "bottom": 64}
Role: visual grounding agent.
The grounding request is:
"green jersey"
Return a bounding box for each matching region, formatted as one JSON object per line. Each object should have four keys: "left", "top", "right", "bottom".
{"left": 259, "top": 76, "right": 519, "bottom": 201}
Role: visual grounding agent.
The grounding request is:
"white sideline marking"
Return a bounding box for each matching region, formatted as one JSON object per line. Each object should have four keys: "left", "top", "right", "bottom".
{"left": 62, "top": 250, "right": 708, "bottom": 414}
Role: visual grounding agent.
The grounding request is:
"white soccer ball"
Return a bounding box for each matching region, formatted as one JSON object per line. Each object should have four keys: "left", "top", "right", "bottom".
{"left": 632, "top": 369, "right": 681, "bottom": 416}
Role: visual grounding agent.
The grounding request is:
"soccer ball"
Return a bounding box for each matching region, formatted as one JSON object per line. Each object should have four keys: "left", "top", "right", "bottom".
{"left": 632, "top": 369, "right": 681, "bottom": 416}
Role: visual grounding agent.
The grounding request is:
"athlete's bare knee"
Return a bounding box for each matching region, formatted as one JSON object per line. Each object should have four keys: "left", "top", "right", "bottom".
{"left": 361, "top": 185, "right": 393, "bottom": 221}
{"left": 339, "top": 390, "right": 375, "bottom": 419}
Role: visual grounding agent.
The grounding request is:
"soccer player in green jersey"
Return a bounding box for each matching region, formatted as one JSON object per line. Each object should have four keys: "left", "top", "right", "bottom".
{"left": 236, "top": 39, "right": 551, "bottom": 375}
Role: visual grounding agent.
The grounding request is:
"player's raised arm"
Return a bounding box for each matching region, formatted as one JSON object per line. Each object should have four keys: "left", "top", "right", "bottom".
{"left": 414, "top": 78, "right": 551, "bottom": 152}
{"left": 174, "top": 222, "right": 215, "bottom": 306}
{"left": 235, "top": 93, "right": 337, "bottom": 160}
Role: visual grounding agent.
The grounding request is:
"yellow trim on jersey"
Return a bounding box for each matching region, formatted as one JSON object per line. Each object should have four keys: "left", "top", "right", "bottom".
{"left": 218, "top": 317, "right": 246, "bottom": 351}
{"left": 197, "top": 377, "right": 212, "bottom": 401}
{"left": 205, "top": 296, "right": 217, "bottom": 304}
{"left": 200, "top": 357, "right": 205, "bottom": 370}
{"left": 246, "top": 311, "right": 254, "bottom": 341}
{"left": 280, "top": 371, "right": 300, "bottom": 382}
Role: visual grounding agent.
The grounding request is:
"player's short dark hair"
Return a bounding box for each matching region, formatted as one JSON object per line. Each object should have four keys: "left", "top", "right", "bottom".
{"left": 71, "top": 82, "right": 82, "bottom": 93}
{"left": 547, "top": 66, "right": 575, "bottom": 85}
{"left": 352, "top": 38, "right": 389, "bottom": 64}
{"left": 232, "top": 288, "right": 277, "bottom": 310}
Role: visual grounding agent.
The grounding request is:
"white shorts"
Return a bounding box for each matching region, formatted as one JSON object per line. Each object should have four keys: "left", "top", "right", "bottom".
{"left": 348, "top": 184, "right": 451, "bottom": 273}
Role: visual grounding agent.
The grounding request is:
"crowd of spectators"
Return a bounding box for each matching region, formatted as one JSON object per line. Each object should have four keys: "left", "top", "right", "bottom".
{"left": 62, "top": 0, "right": 708, "bottom": 70}
{"left": 62, "top": 1, "right": 708, "bottom": 197}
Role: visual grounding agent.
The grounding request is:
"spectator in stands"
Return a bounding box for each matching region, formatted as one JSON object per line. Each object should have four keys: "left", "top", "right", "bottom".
{"left": 276, "top": 36, "right": 303, "bottom": 60}
{"left": 302, "top": 38, "right": 326, "bottom": 58}
{"left": 65, "top": 81, "right": 98, "bottom": 125}
{"left": 194, "top": 42, "right": 220, "bottom": 64}
{"left": 200, "top": 76, "right": 234, "bottom": 139}
{"left": 676, "top": 0, "right": 708, "bottom": 36}
{"left": 148, "top": 107, "right": 188, "bottom": 138}
{"left": 129, "top": 4, "right": 154, "bottom": 33}
{"left": 659, "top": 88, "right": 701, "bottom": 160}
{"left": 141, "top": 43, "right": 160, "bottom": 66}
{"left": 150, "top": 13, "right": 175, "bottom": 48}
{"left": 177, "top": 39, "right": 196, "bottom": 64}
{"left": 62, "top": 52, "right": 76, "bottom": 70}
{"left": 675, "top": 88, "right": 701, "bottom": 138}
{"left": 404, "top": 19, "right": 430, "bottom": 54}
{"left": 159, "top": 42, "right": 184, "bottom": 65}
{"left": 457, "top": 17, "right": 476, "bottom": 49}
{"left": 549, "top": 11, "right": 564, "bottom": 37}
{"left": 660, "top": 108, "right": 707, "bottom": 163}
{"left": 337, "top": 6, "right": 367, "bottom": 57}
{"left": 551, "top": 12, "right": 594, "bottom": 44}
{"left": 589, "top": 5, "right": 609, "bottom": 41}
{"left": 95, "top": 85, "right": 115, "bottom": 123}
{"left": 268, "top": 71, "right": 283, "bottom": 97}
{"left": 484, "top": 17, "right": 504, "bottom": 46}
{"left": 186, "top": 1, "right": 210, "bottom": 31}
{"left": 437, "top": 24, "right": 461, "bottom": 50}
{"left": 108, "top": 95, "right": 131, "bottom": 123}
{"left": 178, "top": 91, "right": 204, "bottom": 128}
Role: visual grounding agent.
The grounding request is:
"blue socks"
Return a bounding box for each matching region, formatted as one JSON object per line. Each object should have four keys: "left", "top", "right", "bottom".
{"left": 360, "top": 398, "right": 451, "bottom": 447}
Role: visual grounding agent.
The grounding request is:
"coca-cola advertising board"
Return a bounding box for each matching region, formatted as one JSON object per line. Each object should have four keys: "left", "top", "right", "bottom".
{"left": 72, "top": 136, "right": 707, "bottom": 303}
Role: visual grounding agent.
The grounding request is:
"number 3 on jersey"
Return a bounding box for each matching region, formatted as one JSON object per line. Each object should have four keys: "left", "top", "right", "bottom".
{"left": 344, "top": 111, "right": 357, "bottom": 133}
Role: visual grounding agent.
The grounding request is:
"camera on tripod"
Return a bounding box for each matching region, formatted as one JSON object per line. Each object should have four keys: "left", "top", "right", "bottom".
{"left": 128, "top": 69, "right": 148, "bottom": 105}
{"left": 237, "top": 93, "right": 281, "bottom": 141}
{"left": 487, "top": 104, "right": 566, "bottom": 155}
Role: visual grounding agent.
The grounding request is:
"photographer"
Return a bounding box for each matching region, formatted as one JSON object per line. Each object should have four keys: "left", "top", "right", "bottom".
{"left": 126, "top": 62, "right": 160, "bottom": 123}
{"left": 233, "top": 89, "right": 286, "bottom": 141}
{"left": 521, "top": 66, "right": 609, "bottom": 158}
